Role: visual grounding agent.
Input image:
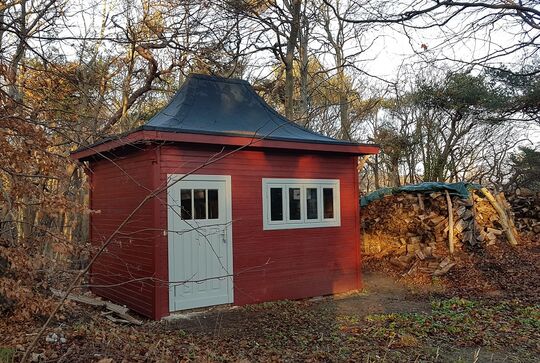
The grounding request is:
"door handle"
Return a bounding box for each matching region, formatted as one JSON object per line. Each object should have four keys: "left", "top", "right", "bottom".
{"left": 221, "top": 229, "right": 227, "bottom": 243}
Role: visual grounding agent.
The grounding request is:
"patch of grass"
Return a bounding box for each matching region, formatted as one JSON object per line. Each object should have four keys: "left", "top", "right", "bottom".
{"left": 514, "top": 305, "right": 540, "bottom": 329}
{"left": 357, "top": 298, "right": 540, "bottom": 355}
{"left": 0, "top": 348, "right": 15, "bottom": 363}
{"left": 432, "top": 297, "right": 477, "bottom": 312}
{"left": 338, "top": 314, "right": 360, "bottom": 325}
{"left": 242, "top": 299, "right": 298, "bottom": 313}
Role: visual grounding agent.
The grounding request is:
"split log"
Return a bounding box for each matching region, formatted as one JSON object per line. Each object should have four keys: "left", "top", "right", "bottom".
{"left": 403, "top": 260, "right": 420, "bottom": 276}
{"left": 438, "top": 256, "right": 451, "bottom": 269}
{"left": 454, "top": 219, "right": 466, "bottom": 234}
{"left": 445, "top": 190, "right": 455, "bottom": 254}
{"left": 479, "top": 188, "right": 518, "bottom": 246}
{"left": 433, "top": 262, "right": 456, "bottom": 276}
{"left": 486, "top": 227, "right": 503, "bottom": 236}
{"left": 422, "top": 246, "right": 433, "bottom": 257}
{"left": 496, "top": 192, "right": 520, "bottom": 241}
{"left": 417, "top": 194, "right": 425, "bottom": 211}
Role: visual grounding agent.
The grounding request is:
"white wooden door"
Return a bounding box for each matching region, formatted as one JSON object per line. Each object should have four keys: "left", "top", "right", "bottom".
{"left": 167, "top": 175, "right": 233, "bottom": 312}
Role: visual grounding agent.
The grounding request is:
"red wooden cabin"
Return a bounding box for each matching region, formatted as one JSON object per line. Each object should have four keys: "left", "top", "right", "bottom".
{"left": 72, "top": 74, "right": 379, "bottom": 320}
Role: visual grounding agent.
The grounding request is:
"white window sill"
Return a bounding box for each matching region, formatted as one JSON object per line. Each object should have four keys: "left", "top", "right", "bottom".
{"left": 263, "top": 220, "right": 341, "bottom": 231}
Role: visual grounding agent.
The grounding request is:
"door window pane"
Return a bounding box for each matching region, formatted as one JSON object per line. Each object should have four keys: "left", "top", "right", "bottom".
{"left": 208, "top": 189, "right": 219, "bottom": 219}
{"left": 180, "top": 189, "right": 192, "bottom": 220}
{"left": 323, "top": 188, "right": 334, "bottom": 219}
{"left": 306, "top": 188, "right": 318, "bottom": 219}
{"left": 194, "top": 189, "right": 206, "bottom": 219}
{"left": 289, "top": 188, "right": 301, "bottom": 220}
{"left": 270, "top": 188, "right": 283, "bottom": 221}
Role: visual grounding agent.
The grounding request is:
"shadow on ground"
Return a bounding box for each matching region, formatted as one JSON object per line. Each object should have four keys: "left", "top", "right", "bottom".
{"left": 164, "top": 271, "right": 430, "bottom": 335}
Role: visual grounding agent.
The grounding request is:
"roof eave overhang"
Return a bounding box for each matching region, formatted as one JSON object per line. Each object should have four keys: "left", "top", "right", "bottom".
{"left": 70, "top": 130, "right": 380, "bottom": 161}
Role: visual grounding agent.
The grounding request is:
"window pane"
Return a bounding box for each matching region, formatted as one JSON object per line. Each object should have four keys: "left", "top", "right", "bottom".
{"left": 306, "top": 188, "right": 318, "bottom": 219}
{"left": 270, "top": 188, "right": 283, "bottom": 221}
{"left": 289, "top": 188, "right": 301, "bottom": 220}
{"left": 180, "top": 189, "right": 192, "bottom": 220}
{"left": 208, "top": 189, "right": 219, "bottom": 219}
{"left": 323, "top": 188, "right": 334, "bottom": 219}
{"left": 194, "top": 189, "right": 206, "bottom": 219}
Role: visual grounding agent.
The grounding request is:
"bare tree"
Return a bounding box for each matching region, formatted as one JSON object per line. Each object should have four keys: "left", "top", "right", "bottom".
{"left": 322, "top": 0, "right": 540, "bottom": 73}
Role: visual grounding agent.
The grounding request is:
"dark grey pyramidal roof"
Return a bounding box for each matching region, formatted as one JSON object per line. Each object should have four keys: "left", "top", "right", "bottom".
{"left": 142, "top": 74, "right": 353, "bottom": 145}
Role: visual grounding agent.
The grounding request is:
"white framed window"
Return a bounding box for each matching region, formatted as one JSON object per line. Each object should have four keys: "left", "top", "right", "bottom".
{"left": 262, "top": 178, "right": 340, "bottom": 230}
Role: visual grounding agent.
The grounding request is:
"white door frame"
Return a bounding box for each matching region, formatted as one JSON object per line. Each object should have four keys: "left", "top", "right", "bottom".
{"left": 166, "top": 174, "right": 234, "bottom": 312}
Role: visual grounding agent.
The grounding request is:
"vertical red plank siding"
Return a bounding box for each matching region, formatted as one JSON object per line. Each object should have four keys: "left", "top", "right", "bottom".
{"left": 87, "top": 166, "right": 93, "bottom": 287}
{"left": 157, "top": 144, "right": 361, "bottom": 318}
{"left": 89, "top": 148, "right": 157, "bottom": 318}
{"left": 353, "top": 157, "right": 362, "bottom": 289}
{"left": 152, "top": 146, "right": 169, "bottom": 320}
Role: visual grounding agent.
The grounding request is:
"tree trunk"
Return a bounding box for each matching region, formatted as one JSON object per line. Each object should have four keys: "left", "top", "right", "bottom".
{"left": 321, "top": 2, "right": 350, "bottom": 139}
{"left": 6, "top": 0, "right": 27, "bottom": 101}
{"left": 284, "top": 0, "right": 301, "bottom": 120}
{"left": 298, "top": 6, "right": 310, "bottom": 126}
{"left": 373, "top": 154, "right": 380, "bottom": 189}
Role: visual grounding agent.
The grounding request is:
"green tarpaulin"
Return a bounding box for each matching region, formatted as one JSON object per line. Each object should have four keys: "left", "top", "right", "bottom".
{"left": 361, "top": 182, "right": 482, "bottom": 207}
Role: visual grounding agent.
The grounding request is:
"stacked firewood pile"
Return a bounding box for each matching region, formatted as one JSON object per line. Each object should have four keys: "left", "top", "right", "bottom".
{"left": 361, "top": 187, "right": 528, "bottom": 276}
{"left": 506, "top": 188, "right": 540, "bottom": 237}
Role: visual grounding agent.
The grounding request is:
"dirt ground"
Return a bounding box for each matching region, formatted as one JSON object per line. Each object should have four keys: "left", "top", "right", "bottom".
{"left": 168, "top": 271, "right": 431, "bottom": 334}
{"left": 2, "top": 241, "right": 539, "bottom": 362}
{"left": 150, "top": 269, "right": 537, "bottom": 362}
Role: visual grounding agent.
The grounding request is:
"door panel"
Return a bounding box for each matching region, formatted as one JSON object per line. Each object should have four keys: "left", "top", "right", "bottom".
{"left": 167, "top": 175, "right": 233, "bottom": 312}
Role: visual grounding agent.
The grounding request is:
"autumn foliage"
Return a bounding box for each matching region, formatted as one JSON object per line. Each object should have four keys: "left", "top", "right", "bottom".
{"left": 0, "top": 85, "right": 85, "bottom": 320}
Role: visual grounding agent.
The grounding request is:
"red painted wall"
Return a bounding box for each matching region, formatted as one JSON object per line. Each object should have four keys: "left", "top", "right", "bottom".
{"left": 88, "top": 148, "right": 159, "bottom": 318}
{"left": 154, "top": 144, "right": 361, "bottom": 319}
{"left": 88, "top": 143, "right": 362, "bottom": 320}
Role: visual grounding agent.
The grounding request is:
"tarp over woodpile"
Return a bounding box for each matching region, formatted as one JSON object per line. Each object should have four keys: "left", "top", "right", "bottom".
{"left": 361, "top": 182, "right": 482, "bottom": 206}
